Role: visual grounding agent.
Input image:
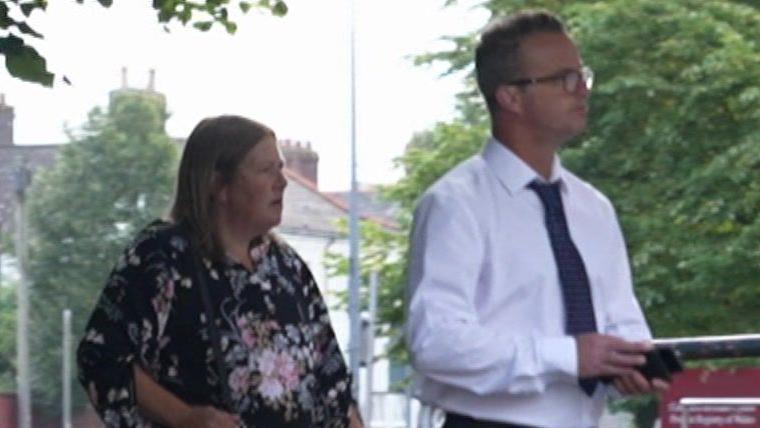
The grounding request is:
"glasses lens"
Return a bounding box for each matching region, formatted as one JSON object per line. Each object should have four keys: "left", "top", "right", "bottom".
{"left": 564, "top": 72, "right": 580, "bottom": 93}
{"left": 583, "top": 67, "right": 594, "bottom": 90}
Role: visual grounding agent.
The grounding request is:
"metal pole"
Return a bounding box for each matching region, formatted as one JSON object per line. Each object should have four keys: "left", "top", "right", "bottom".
{"left": 0, "top": 240, "right": 3, "bottom": 287}
{"left": 62, "top": 309, "right": 72, "bottom": 428}
{"left": 364, "top": 271, "right": 378, "bottom": 424}
{"left": 13, "top": 165, "right": 32, "bottom": 428}
{"left": 347, "top": 0, "right": 362, "bottom": 400}
{"left": 405, "top": 383, "right": 413, "bottom": 428}
{"left": 654, "top": 334, "right": 760, "bottom": 360}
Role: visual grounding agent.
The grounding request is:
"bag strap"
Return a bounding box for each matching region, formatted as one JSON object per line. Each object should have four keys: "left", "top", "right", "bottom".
{"left": 189, "top": 249, "right": 235, "bottom": 412}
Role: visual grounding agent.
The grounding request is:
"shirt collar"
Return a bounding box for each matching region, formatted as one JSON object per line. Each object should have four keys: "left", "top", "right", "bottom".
{"left": 482, "top": 137, "right": 568, "bottom": 195}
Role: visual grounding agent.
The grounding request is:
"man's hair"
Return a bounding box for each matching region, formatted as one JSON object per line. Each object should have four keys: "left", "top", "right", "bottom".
{"left": 475, "top": 10, "right": 566, "bottom": 114}
{"left": 170, "top": 115, "right": 275, "bottom": 261}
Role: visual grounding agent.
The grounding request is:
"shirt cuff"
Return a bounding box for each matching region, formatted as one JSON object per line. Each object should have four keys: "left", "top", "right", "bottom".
{"left": 538, "top": 336, "right": 578, "bottom": 381}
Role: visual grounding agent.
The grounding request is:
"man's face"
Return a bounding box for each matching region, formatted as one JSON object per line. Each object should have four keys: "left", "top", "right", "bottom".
{"left": 514, "top": 32, "right": 590, "bottom": 146}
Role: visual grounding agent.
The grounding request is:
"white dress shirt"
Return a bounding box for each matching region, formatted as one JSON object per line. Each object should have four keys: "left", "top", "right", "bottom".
{"left": 406, "top": 138, "right": 651, "bottom": 428}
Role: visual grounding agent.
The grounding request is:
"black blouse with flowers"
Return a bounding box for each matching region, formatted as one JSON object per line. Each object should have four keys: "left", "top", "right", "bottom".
{"left": 77, "top": 220, "right": 353, "bottom": 427}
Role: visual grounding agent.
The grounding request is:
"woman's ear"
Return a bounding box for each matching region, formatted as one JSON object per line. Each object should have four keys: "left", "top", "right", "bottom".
{"left": 495, "top": 85, "right": 523, "bottom": 115}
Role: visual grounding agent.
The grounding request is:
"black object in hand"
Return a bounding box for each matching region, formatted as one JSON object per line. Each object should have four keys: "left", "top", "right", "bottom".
{"left": 638, "top": 347, "right": 683, "bottom": 382}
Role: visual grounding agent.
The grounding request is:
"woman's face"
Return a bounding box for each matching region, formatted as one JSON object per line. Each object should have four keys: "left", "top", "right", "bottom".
{"left": 217, "top": 135, "right": 287, "bottom": 237}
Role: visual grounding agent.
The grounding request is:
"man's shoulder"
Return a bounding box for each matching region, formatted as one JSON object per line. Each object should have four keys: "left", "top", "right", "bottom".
{"left": 563, "top": 169, "right": 615, "bottom": 211}
{"left": 422, "top": 153, "right": 490, "bottom": 203}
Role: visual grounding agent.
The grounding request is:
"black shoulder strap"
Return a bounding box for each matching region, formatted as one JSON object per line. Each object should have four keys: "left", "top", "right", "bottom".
{"left": 189, "top": 250, "right": 235, "bottom": 412}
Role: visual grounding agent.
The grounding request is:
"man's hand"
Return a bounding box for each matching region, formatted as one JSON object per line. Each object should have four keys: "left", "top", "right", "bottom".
{"left": 576, "top": 333, "right": 650, "bottom": 378}
{"left": 173, "top": 406, "right": 240, "bottom": 428}
{"left": 614, "top": 371, "right": 670, "bottom": 396}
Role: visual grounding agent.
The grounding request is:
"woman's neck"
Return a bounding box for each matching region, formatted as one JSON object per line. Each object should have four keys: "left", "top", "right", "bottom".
{"left": 217, "top": 218, "right": 260, "bottom": 270}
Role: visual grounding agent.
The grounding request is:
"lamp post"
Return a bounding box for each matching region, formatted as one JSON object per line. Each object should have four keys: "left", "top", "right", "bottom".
{"left": 13, "top": 164, "right": 32, "bottom": 428}
{"left": 62, "top": 309, "right": 72, "bottom": 428}
{"left": 347, "top": 0, "right": 362, "bottom": 400}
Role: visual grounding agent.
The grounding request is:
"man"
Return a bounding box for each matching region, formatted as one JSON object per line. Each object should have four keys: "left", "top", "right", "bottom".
{"left": 406, "top": 10, "right": 668, "bottom": 428}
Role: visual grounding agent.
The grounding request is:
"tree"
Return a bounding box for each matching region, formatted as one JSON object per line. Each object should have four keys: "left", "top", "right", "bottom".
{"left": 25, "top": 89, "right": 178, "bottom": 417}
{"left": 0, "top": 0, "right": 289, "bottom": 86}
{"left": 0, "top": 283, "right": 16, "bottom": 392}
{"left": 332, "top": 0, "right": 760, "bottom": 418}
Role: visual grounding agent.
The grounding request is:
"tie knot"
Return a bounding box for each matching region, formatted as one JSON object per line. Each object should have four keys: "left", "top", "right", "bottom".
{"left": 528, "top": 180, "right": 561, "bottom": 204}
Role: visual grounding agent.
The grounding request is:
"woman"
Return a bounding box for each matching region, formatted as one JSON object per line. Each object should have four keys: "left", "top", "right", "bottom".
{"left": 78, "top": 115, "right": 362, "bottom": 427}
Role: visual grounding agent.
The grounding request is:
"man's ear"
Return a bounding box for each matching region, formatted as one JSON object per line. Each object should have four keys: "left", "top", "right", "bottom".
{"left": 495, "top": 85, "right": 523, "bottom": 115}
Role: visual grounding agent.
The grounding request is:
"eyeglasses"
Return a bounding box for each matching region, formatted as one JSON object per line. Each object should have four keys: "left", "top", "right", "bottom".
{"left": 508, "top": 66, "right": 594, "bottom": 93}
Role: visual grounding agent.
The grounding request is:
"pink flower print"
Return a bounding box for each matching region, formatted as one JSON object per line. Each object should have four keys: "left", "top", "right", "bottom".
{"left": 242, "top": 328, "right": 257, "bottom": 349}
{"left": 258, "top": 376, "right": 284, "bottom": 401}
{"left": 257, "top": 349, "right": 277, "bottom": 377}
{"left": 228, "top": 366, "right": 250, "bottom": 394}
{"left": 275, "top": 352, "right": 299, "bottom": 390}
{"left": 236, "top": 316, "right": 258, "bottom": 349}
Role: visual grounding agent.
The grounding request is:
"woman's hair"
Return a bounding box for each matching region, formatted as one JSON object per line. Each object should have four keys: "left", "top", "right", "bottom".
{"left": 170, "top": 115, "right": 275, "bottom": 261}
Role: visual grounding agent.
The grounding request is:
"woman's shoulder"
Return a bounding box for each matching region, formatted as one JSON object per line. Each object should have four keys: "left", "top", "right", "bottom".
{"left": 267, "top": 234, "right": 315, "bottom": 275}
{"left": 126, "top": 219, "right": 191, "bottom": 258}
{"left": 267, "top": 233, "right": 301, "bottom": 261}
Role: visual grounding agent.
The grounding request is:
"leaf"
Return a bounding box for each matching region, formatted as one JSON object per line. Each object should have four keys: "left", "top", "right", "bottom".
{"left": 179, "top": 6, "right": 192, "bottom": 24}
{"left": 272, "top": 0, "right": 287, "bottom": 16}
{"left": 0, "top": 33, "right": 24, "bottom": 52}
{"left": 20, "top": 3, "right": 42, "bottom": 18}
{"left": 1, "top": 35, "right": 54, "bottom": 86}
{"left": 0, "top": 3, "right": 10, "bottom": 29}
{"left": 157, "top": 9, "right": 172, "bottom": 23}
{"left": 239, "top": 1, "right": 252, "bottom": 13}
{"left": 192, "top": 21, "right": 213, "bottom": 31}
{"left": 223, "top": 20, "right": 237, "bottom": 34}
{"left": 97, "top": 0, "right": 114, "bottom": 6}
{"left": 15, "top": 21, "right": 43, "bottom": 38}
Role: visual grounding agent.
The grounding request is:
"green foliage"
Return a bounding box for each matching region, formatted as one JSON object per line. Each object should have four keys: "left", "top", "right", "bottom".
{"left": 25, "top": 90, "right": 178, "bottom": 416}
{"left": 0, "top": 283, "right": 16, "bottom": 392}
{"left": 0, "top": 0, "right": 289, "bottom": 86}
{"left": 333, "top": 0, "right": 759, "bottom": 423}
{"left": 325, "top": 218, "right": 411, "bottom": 360}
{"left": 559, "top": 0, "right": 760, "bottom": 340}
{"left": 325, "top": 121, "right": 488, "bottom": 360}
{"left": 610, "top": 395, "right": 659, "bottom": 428}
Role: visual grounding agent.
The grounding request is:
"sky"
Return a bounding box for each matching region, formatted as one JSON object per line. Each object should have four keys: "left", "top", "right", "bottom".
{"left": 1, "top": 0, "right": 487, "bottom": 191}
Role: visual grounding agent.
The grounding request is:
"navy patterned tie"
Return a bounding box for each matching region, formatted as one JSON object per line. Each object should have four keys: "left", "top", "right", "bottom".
{"left": 529, "top": 180, "right": 598, "bottom": 396}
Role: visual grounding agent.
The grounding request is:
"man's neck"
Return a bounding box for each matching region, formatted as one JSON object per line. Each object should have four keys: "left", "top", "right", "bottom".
{"left": 493, "top": 125, "right": 559, "bottom": 181}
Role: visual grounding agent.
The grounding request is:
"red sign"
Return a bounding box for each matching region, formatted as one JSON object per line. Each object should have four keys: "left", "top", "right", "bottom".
{"left": 660, "top": 368, "right": 760, "bottom": 428}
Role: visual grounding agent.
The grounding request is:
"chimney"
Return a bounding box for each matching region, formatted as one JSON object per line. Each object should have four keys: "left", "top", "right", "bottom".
{"left": 280, "top": 139, "right": 319, "bottom": 187}
{"left": 0, "top": 94, "right": 14, "bottom": 146}
{"left": 121, "top": 66, "right": 128, "bottom": 88}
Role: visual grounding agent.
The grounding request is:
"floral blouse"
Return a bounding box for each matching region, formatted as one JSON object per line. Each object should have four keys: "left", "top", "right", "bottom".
{"left": 77, "top": 220, "right": 353, "bottom": 427}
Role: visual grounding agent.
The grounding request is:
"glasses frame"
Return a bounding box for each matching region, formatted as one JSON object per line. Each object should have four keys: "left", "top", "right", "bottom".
{"left": 508, "top": 66, "right": 594, "bottom": 93}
